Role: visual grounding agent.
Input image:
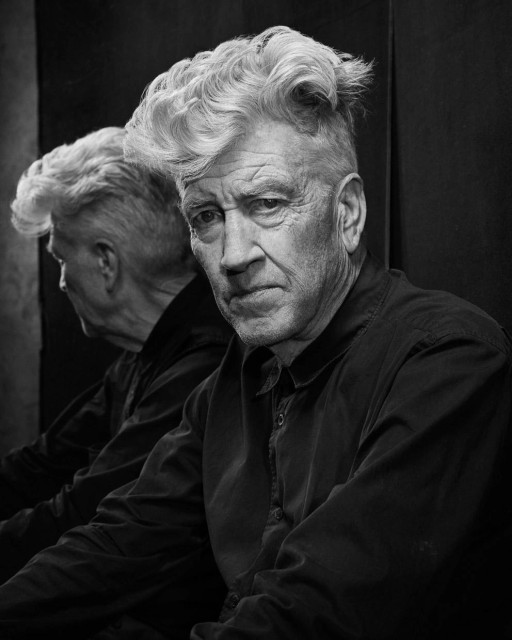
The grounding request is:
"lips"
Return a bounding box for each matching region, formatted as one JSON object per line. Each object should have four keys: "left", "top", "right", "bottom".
{"left": 226, "top": 286, "right": 284, "bottom": 314}
{"left": 231, "top": 285, "right": 278, "bottom": 299}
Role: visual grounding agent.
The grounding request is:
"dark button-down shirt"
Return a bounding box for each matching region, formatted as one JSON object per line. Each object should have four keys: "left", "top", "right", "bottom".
{"left": 0, "top": 255, "right": 511, "bottom": 639}
{"left": 0, "top": 275, "right": 231, "bottom": 589}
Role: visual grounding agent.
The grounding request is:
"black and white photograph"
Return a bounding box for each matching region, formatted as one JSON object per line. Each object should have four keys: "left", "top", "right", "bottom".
{"left": 0, "top": 1, "right": 511, "bottom": 638}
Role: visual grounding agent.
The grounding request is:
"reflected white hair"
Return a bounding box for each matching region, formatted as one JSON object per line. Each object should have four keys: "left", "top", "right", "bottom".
{"left": 11, "top": 126, "right": 193, "bottom": 280}
{"left": 125, "top": 26, "right": 373, "bottom": 190}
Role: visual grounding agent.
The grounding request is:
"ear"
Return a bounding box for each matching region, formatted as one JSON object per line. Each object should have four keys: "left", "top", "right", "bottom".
{"left": 93, "top": 239, "right": 119, "bottom": 292}
{"left": 334, "top": 173, "right": 366, "bottom": 254}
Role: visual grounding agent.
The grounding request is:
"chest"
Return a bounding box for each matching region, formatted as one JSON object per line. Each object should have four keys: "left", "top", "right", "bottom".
{"left": 202, "top": 349, "right": 401, "bottom": 584}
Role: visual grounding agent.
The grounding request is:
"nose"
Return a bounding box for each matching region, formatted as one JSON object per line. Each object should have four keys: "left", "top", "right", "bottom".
{"left": 220, "top": 213, "right": 264, "bottom": 272}
{"left": 59, "top": 268, "right": 67, "bottom": 292}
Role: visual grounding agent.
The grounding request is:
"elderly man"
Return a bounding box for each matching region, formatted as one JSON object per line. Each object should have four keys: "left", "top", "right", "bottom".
{"left": 0, "top": 126, "right": 231, "bottom": 616}
{"left": 0, "top": 27, "right": 511, "bottom": 640}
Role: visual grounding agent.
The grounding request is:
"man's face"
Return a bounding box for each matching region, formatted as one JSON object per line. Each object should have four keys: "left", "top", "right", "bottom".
{"left": 182, "top": 120, "right": 361, "bottom": 356}
{"left": 47, "top": 224, "right": 108, "bottom": 339}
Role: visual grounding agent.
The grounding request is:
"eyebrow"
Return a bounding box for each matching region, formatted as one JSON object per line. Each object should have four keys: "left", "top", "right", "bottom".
{"left": 182, "top": 178, "right": 297, "bottom": 215}
{"left": 180, "top": 196, "right": 217, "bottom": 217}
{"left": 236, "top": 178, "right": 297, "bottom": 200}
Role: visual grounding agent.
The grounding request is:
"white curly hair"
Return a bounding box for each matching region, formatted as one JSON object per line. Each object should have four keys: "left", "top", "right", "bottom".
{"left": 125, "top": 26, "right": 373, "bottom": 191}
{"left": 11, "top": 126, "right": 194, "bottom": 279}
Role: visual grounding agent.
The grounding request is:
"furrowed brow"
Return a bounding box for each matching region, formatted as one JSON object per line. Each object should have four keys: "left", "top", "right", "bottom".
{"left": 181, "top": 195, "right": 217, "bottom": 218}
{"left": 237, "top": 178, "right": 296, "bottom": 200}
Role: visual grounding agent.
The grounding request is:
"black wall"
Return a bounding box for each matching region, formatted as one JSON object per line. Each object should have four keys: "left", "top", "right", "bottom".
{"left": 392, "top": 0, "right": 512, "bottom": 328}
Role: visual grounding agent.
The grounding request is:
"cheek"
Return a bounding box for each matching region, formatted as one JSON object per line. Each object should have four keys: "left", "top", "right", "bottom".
{"left": 192, "top": 242, "right": 222, "bottom": 281}
{"left": 190, "top": 237, "right": 203, "bottom": 258}
{"left": 288, "top": 227, "right": 339, "bottom": 287}
{"left": 193, "top": 231, "right": 222, "bottom": 257}
{"left": 192, "top": 242, "right": 208, "bottom": 269}
{"left": 280, "top": 216, "right": 332, "bottom": 264}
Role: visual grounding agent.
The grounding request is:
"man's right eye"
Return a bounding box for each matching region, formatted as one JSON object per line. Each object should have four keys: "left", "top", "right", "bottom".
{"left": 190, "top": 210, "right": 222, "bottom": 233}
{"left": 196, "top": 211, "right": 216, "bottom": 225}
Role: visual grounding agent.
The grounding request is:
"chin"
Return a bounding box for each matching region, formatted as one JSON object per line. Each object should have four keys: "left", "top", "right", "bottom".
{"left": 231, "top": 318, "right": 293, "bottom": 348}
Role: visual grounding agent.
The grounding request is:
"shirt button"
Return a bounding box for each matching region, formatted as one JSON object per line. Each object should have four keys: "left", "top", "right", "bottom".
{"left": 273, "top": 506, "right": 284, "bottom": 521}
{"left": 277, "top": 413, "right": 284, "bottom": 426}
{"left": 227, "top": 593, "right": 240, "bottom": 608}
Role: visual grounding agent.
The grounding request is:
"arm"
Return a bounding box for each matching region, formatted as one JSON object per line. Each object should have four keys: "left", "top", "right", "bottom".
{"left": 0, "top": 342, "right": 227, "bottom": 584}
{"left": 192, "top": 336, "right": 512, "bottom": 639}
{"left": 0, "top": 380, "right": 108, "bottom": 520}
{"left": 0, "top": 379, "right": 217, "bottom": 639}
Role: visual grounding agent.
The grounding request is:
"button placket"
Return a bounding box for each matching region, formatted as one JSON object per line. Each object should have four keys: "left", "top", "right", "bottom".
{"left": 275, "top": 395, "right": 289, "bottom": 429}
{"left": 272, "top": 505, "right": 284, "bottom": 521}
{"left": 267, "top": 393, "right": 290, "bottom": 525}
{"left": 227, "top": 592, "right": 240, "bottom": 609}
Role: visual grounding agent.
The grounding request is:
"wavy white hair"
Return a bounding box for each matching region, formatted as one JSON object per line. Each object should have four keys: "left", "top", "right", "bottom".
{"left": 125, "top": 26, "right": 373, "bottom": 190}
{"left": 11, "top": 126, "right": 193, "bottom": 279}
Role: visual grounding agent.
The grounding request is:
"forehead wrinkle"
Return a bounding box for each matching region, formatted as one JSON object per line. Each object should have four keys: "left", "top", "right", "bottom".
{"left": 235, "top": 176, "right": 298, "bottom": 200}
{"left": 183, "top": 172, "right": 298, "bottom": 212}
{"left": 228, "top": 155, "right": 304, "bottom": 201}
{"left": 183, "top": 133, "right": 309, "bottom": 211}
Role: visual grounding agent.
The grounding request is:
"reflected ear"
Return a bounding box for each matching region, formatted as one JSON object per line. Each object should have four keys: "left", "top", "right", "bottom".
{"left": 94, "top": 240, "right": 118, "bottom": 292}
{"left": 334, "top": 173, "right": 366, "bottom": 254}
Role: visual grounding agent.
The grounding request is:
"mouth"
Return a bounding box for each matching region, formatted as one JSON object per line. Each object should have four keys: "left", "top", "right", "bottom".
{"left": 230, "top": 285, "right": 279, "bottom": 299}
{"left": 227, "top": 285, "right": 283, "bottom": 311}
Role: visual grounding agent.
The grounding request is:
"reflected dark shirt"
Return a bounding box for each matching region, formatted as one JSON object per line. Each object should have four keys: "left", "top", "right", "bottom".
{"left": 0, "top": 254, "right": 511, "bottom": 640}
{"left": 0, "top": 275, "right": 231, "bottom": 587}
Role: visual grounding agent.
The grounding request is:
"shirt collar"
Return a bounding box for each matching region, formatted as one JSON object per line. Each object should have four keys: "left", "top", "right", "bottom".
{"left": 251, "top": 252, "right": 391, "bottom": 395}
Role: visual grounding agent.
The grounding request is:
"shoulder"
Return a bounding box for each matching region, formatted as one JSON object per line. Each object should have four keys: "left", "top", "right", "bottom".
{"left": 181, "top": 334, "right": 251, "bottom": 413}
{"left": 380, "top": 269, "right": 512, "bottom": 357}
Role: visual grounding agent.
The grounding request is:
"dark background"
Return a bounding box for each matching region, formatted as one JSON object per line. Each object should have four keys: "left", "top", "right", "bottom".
{"left": 34, "top": 0, "right": 512, "bottom": 430}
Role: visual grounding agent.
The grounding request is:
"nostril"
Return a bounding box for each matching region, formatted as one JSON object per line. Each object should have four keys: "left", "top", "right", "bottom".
{"left": 225, "top": 266, "right": 245, "bottom": 276}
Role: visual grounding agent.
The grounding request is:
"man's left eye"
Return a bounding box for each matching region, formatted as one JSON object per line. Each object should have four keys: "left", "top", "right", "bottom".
{"left": 260, "top": 199, "right": 279, "bottom": 210}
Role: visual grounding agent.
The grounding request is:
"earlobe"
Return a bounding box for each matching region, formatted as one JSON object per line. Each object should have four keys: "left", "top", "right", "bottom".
{"left": 95, "top": 240, "right": 118, "bottom": 292}
{"left": 336, "top": 173, "right": 366, "bottom": 254}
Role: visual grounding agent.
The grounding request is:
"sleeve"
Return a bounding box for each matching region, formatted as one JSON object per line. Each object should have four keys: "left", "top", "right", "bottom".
{"left": 191, "top": 335, "right": 512, "bottom": 639}
{"left": 0, "top": 379, "right": 108, "bottom": 520}
{"left": 0, "top": 342, "right": 227, "bottom": 585}
{"left": 0, "top": 378, "right": 221, "bottom": 640}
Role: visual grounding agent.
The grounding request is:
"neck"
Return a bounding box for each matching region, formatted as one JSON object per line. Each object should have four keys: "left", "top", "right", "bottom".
{"left": 105, "top": 271, "right": 195, "bottom": 352}
{"left": 270, "top": 247, "right": 366, "bottom": 366}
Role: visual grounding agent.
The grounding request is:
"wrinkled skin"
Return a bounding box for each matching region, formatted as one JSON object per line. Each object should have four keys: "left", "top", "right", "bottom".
{"left": 182, "top": 120, "right": 366, "bottom": 364}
